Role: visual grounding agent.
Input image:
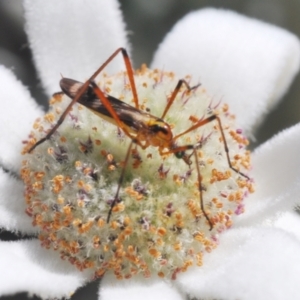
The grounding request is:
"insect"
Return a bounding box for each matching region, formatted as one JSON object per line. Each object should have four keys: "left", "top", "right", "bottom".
{"left": 28, "top": 48, "right": 249, "bottom": 230}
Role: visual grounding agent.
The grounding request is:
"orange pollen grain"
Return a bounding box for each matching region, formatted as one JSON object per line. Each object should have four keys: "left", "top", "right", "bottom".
{"left": 53, "top": 175, "right": 64, "bottom": 182}
{"left": 93, "top": 236, "right": 101, "bottom": 247}
{"left": 158, "top": 271, "right": 165, "bottom": 278}
{"left": 47, "top": 147, "right": 54, "bottom": 155}
{"left": 60, "top": 136, "right": 67, "bottom": 143}
{"left": 50, "top": 93, "right": 63, "bottom": 104}
{"left": 206, "top": 158, "right": 214, "bottom": 165}
{"left": 112, "top": 203, "right": 125, "bottom": 213}
{"left": 149, "top": 248, "right": 161, "bottom": 258}
{"left": 229, "top": 130, "right": 249, "bottom": 146}
{"left": 156, "top": 238, "right": 164, "bottom": 246}
{"left": 65, "top": 176, "right": 72, "bottom": 183}
{"left": 182, "top": 260, "right": 193, "bottom": 272}
{"left": 205, "top": 246, "right": 212, "bottom": 253}
{"left": 228, "top": 193, "right": 235, "bottom": 201}
{"left": 72, "top": 218, "right": 82, "bottom": 227}
{"left": 194, "top": 232, "right": 205, "bottom": 243}
{"left": 44, "top": 113, "right": 55, "bottom": 123}
{"left": 210, "top": 169, "right": 231, "bottom": 183}
{"left": 123, "top": 216, "right": 131, "bottom": 226}
{"left": 189, "top": 115, "right": 199, "bottom": 123}
{"left": 63, "top": 205, "right": 72, "bottom": 215}
{"left": 216, "top": 202, "right": 223, "bottom": 208}
{"left": 157, "top": 227, "right": 167, "bottom": 236}
{"left": 110, "top": 221, "right": 119, "bottom": 230}
{"left": 196, "top": 253, "right": 203, "bottom": 266}
{"left": 32, "top": 119, "right": 41, "bottom": 129}
{"left": 77, "top": 180, "right": 84, "bottom": 188}
{"left": 75, "top": 161, "right": 82, "bottom": 168}
{"left": 173, "top": 242, "right": 182, "bottom": 251}
{"left": 97, "top": 218, "right": 105, "bottom": 227}
{"left": 108, "top": 165, "right": 116, "bottom": 171}
{"left": 127, "top": 245, "right": 135, "bottom": 253}
{"left": 78, "top": 221, "right": 93, "bottom": 233}
{"left": 77, "top": 199, "right": 85, "bottom": 208}
{"left": 34, "top": 171, "right": 45, "bottom": 180}
{"left": 124, "top": 227, "right": 133, "bottom": 235}
{"left": 95, "top": 269, "right": 106, "bottom": 278}
{"left": 222, "top": 103, "right": 229, "bottom": 112}
{"left": 187, "top": 199, "right": 200, "bottom": 216}
{"left": 225, "top": 219, "right": 233, "bottom": 228}
{"left": 32, "top": 181, "right": 43, "bottom": 190}
{"left": 83, "top": 167, "right": 92, "bottom": 176}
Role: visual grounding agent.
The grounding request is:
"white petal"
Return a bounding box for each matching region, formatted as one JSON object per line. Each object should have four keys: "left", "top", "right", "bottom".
{"left": 0, "top": 240, "right": 91, "bottom": 299}
{"left": 24, "top": 0, "right": 129, "bottom": 96}
{"left": 0, "top": 66, "right": 43, "bottom": 172}
{"left": 274, "top": 211, "right": 300, "bottom": 241}
{"left": 151, "top": 8, "right": 300, "bottom": 133}
{"left": 177, "top": 227, "right": 300, "bottom": 300}
{"left": 0, "top": 168, "right": 37, "bottom": 234}
{"left": 100, "top": 274, "right": 184, "bottom": 300}
{"left": 236, "top": 123, "right": 300, "bottom": 226}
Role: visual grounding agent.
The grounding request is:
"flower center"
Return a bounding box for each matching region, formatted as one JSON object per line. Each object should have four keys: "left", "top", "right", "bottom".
{"left": 21, "top": 66, "right": 254, "bottom": 280}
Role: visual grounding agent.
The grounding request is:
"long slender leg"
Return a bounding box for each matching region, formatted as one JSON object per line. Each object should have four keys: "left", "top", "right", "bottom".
{"left": 161, "top": 143, "right": 214, "bottom": 229}
{"left": 161, "top": 79, "right": 200, "bottom": 119}
{"left": 107, "top": 141, "right": 134, "bottom": 223}
{"left": 193, "top": 148, "right": 213, "bottom": 230}
{"left": 172, "top": 114, "right": 249, "bottom": 179}
{"left": 28, "top": 48, "right": 139, "bottom": 153}
{"left": 90, "top": 82, "right": 139, "bottom": 142}
{"left": 160, "top": 76, "right": 249, "bottom": 179}
{"left": 161, "top": 114, "right": 250, "bottom": 230}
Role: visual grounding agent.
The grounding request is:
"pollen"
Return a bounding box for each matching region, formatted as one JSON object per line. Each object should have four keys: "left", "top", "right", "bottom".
{"left": 210, "top": 169, "right": 232, "bottom": 183}
{"left": 189, "top": 115, "right": 199, "bottom": 123}
{"left": 149, "top": 248, "right": 161, "bottom": 258}
{"left": 44, "top": 113, "right": 55, "bottom": 123}
{"left": 21, "top": 67, "right": 254, "bottom": 281}
{"left": 157, "top": 227, "right": 167, "bottom": 236}
{"left": 60, "top": 136, "right": 67, "bottom": 143}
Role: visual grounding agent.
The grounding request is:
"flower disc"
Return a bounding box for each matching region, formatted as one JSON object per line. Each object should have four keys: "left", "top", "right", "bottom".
{"left": 21, "top": 66, "right": 254, "bottom": 279}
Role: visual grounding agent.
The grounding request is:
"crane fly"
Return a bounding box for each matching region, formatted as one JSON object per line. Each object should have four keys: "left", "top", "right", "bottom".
{"left": 28, "top": 48, "right": 249, "bottom": 230}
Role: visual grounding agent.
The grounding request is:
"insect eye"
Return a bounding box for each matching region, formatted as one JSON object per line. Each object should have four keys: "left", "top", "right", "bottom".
{"left": 175, "top": 151, "right": 185, "bottom": 159}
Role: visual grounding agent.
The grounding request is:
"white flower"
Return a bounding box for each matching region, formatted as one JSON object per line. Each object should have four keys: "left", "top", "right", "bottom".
{"left": 1, "top": 1, "right": 300, "bottom": 299}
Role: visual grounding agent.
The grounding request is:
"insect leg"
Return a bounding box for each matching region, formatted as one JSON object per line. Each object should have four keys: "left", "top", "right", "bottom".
{"left": 161, "top": 79, "right": 200, "bottom": 119}
{"left": 28, "top": 48, "right": 138, "bottom": 153}
{"left": 173, "top": 115, "right": 249, "bottom": 179}
{"left": 106, "top": 141, "right": 134, "bottom": 223}
{"left": 90, "top": 82, "right": 140, "bottom": 142}
{"left": 83, "top": 47, "right": 139, "bottom": 109}
{"left": 162, "top": 115, "right": 250, "bottom": 230}
{"left": 193, "top": 148, "right": 213, "bottom": 230}
{"left": 160, "top": 144, "right": 213, "bottom": 229}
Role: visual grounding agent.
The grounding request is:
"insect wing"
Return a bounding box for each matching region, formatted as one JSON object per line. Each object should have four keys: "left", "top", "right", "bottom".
{"left": 60, "top": 78, "right": 154, "bottom": 134}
